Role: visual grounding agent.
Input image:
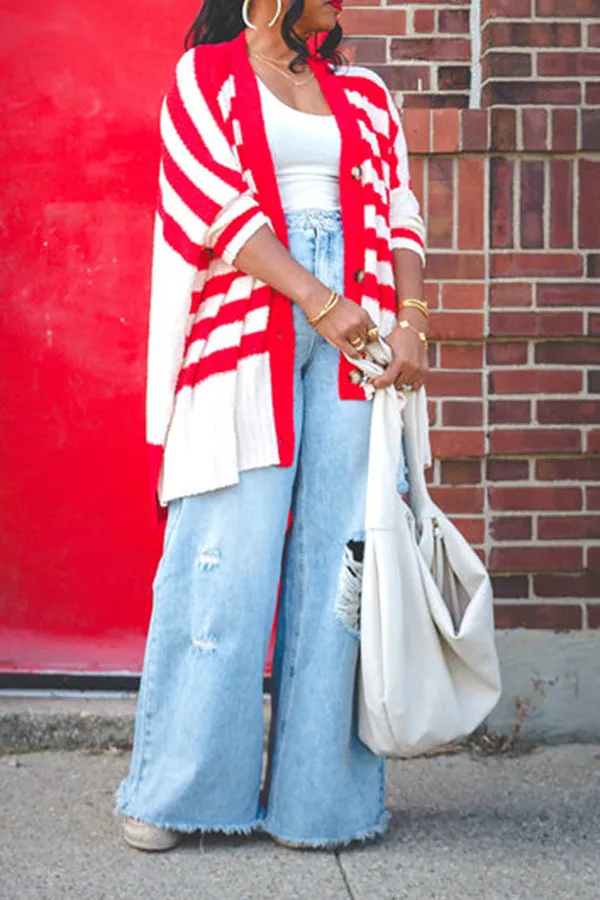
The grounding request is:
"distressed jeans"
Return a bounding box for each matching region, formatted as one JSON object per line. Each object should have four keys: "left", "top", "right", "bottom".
{"left": 116, "top": 210, "right": 388, "bottom": 847}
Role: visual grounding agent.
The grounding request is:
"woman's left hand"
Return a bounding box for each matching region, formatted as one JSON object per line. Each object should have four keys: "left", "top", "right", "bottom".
{"left": 370, "top": 325, "right": 429, "bottom": 392}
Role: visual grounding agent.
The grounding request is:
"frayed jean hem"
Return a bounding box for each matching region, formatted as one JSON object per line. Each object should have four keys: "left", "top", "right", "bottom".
{"left": 261, "top": 809, "right": 391, "bottom": 850}
{"left": 115, "top": 782, "right": 390, "bottom": 846}
{"left": 115, "top": 805, "right": 262, "bottom": 837}
{"left": 115, "top": 785, "right": 262, "bottom": 837}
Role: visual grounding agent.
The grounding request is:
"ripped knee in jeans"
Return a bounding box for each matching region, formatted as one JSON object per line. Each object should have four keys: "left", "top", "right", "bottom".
{"left": 191, "top": 634, "right": 217, "bottom": 654}
{"left": 334, "top": 538, "right": 364, "bottom": 635}
{"left": 196, "top": 547, "right": 221, "bottom": 571}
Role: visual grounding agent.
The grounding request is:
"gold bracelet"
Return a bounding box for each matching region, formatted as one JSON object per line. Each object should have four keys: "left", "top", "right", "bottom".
{"left": 399, "top": 298, "right": 429, "bottom": 319}
{"left": 307, "top": 290, "right": 340, "bottom": 327}
{"left": 398, "top": 319, "right": 428, "bottom": 344}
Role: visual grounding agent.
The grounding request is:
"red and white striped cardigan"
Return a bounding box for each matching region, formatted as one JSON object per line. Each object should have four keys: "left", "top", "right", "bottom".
{"left": 149, "top": 32, "right": 426, "bottom": 504}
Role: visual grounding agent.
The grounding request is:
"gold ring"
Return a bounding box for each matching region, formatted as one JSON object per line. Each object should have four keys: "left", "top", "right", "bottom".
{"left": 367, "top": 326, "right": 379, "bottom": 343}
{"left": 349, "top": 336, "right": 366, "bottom": 351}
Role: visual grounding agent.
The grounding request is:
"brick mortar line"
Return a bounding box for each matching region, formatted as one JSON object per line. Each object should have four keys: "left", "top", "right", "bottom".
{"left": 492, "top": 512, "right": 600, "bottom": 520}
{"left": 492, "top": 564, "right": 593, "bottom": 568}
{"left": 490, "top": 496, "right": 600, "bottom": 502}
{"left": 571, "top": 153, "right": 580, "bottom": 253}
{"left": 486, "top": 393, "right": 591, "bottom": 399}
{"left": 486, "top": 454, "right": 600, "bottom": 459}
{"left": 487, "top": 274, "right": 597, "bottom": 279}
{"left": 422, "top": 154, "right": 595, "bottom": 162}
{"left": 488, "top": 312, "right": 595, "bottom": 317}
{"left": 482, "top": 48, "right": 600, "bottom": 55}
{"left": 484, "top": 336, "right": 598, "bottom": 342}
{"left": 395, "top": 33, "right": 472, "bottom": 39}
{"left": 492, "top": 536, "right": 600, "bottom": 544}
{"left": 511, "top": 49, "right": 600, "bottom": 53}
{"left": 515, "top": 156, "right": 522, "bottom": 251}
{"left": 481, "top": 75, "right": 600, "bottom": 81}
{"left": 481, "top": 17, "right": 599, "bottom": 24}
{"left": 483, "top": 250, "right": 593, "bottom": 254}
{"left": 516, "top": 106, "right": 524, "bottom": 153}
{"left": 574, "top": 145, "right": 582, "bottom": 249}
{"left": 492, "top": 598, "right": 591, "bottom": 606}
{"left": 542, "top": 155, "right": 550, "bottom": 249}
{"left": 452, "top": 156, "right": 458, "bottom": 251}
{"left": 423, "top": 138, "right": 430, "bottom": 227}
{"left": 470, "top": 0, "right": 482, "bottom": 108}
{"left": 483, "top": 150, "right": 492, "bottom": 565}
{"left": 477, "top": 422, "right": 597, "bottom": 428}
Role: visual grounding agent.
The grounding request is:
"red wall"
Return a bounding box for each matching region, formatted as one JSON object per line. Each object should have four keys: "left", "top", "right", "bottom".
{"left": 0, "top": 0, "right": 199, "bottom": 672}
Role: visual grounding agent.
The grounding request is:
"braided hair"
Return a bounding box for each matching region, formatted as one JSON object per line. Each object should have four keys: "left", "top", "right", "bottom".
{"left": 185, "top": 0, "right": 343, "bottom": 71}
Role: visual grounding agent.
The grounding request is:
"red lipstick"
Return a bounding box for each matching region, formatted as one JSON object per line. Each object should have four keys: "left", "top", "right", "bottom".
{"left": 328, "top": 0, "right": 343, "bottom": 11}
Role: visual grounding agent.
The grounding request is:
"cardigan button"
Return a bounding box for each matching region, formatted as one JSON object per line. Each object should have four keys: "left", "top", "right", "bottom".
{"left": 351, "top": 165, "right": 363, "bottom": 181}
{"left": 348, "top": 370, "right": 362, "bottom": 385}
{"left": 354, "top": 268, "right": 365, "bottom": 284}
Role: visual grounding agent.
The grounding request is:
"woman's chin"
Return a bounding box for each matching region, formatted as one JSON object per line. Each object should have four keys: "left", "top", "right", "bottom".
{"left": 311, "top": 11, "right": 339, "bottom": 33}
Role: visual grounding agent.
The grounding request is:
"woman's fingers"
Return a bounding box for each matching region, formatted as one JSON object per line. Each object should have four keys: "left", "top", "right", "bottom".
{"left": 345, "top": 313, "right": 377, "bottom": 350}
{"left": 369, "top": 324, "right": 430, "bottom": 391}
{"left": 315, "top": 297, "right": 377, "bottom": 355}
{"left": 348, "top": 335, "right": 368, "bottom": 354}
{"left": 373, "top": 349, "right": 427, "bottom": 390}
{"left": 372, "top": 358, "right": 406, "bottom": 389}
{"left": 345, "top": 343, "right": 362, "bottom": 360}
{"left": 395, "top": 375, "right": 421, "bottom": 392}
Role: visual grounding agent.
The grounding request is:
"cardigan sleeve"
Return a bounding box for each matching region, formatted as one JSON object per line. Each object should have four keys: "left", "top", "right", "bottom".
{"left": 158, "top": 48, "right": 270, "bottom": 267}
{"left": 146, "top": 48, "right": 270, "bottom": 499}
{"left": 384, "top": 90, "right": 426, "bottom": 265}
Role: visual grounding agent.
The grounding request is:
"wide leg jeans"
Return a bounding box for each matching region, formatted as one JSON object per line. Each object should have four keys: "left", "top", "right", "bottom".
{"left": 116, "top": 210, "right": 387, "bottom": 847}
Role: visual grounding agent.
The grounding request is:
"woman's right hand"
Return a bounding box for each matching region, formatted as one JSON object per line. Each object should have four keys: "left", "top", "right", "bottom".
{"left": 313, "top": 295, "right": 377, "bottom": 359}
{"left": 233, "top": 227, "right": 377, "bottom": 358}
{"left": 232, "top": 226, "right": 376, "bottom": 357}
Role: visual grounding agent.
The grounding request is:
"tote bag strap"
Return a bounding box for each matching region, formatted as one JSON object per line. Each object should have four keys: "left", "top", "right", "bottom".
{"left": 403, "top": 390, "right": 438, "bottom": 520}
{"left": 346, "top": 340, "right": 403, "bottom": 530}
{"left": 345, "top": 337, "right": 434, "bottom": 524}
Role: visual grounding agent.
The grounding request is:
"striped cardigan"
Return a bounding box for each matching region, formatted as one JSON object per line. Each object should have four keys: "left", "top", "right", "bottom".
{"left": 149, "top": 32, "right": 426, "bottom": 505}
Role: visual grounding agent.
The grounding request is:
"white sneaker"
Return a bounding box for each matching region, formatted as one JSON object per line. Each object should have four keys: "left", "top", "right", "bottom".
{"left": 121, "top": 816, "right": 183, "bottom": 852}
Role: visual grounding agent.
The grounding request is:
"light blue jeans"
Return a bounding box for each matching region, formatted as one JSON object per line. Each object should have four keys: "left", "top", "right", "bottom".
{"left": 116, "top": 210, "right": 388, "bottom": 847}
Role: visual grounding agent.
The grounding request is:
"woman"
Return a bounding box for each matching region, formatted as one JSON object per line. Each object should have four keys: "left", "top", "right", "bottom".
{"left": 116, "top": 0, "right": 428, "bottom": 851}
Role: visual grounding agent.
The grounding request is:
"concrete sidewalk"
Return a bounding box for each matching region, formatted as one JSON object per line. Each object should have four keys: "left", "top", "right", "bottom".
{"left": 1, "top": 744, "right": 599, "bottom": 900}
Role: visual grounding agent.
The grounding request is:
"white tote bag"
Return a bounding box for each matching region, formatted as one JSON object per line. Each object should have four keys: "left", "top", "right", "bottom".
{"left": 353, "top": 341, "right": 501, "bottom": 758}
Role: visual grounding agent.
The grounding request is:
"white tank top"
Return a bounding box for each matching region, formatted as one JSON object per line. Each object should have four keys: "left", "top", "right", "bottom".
{"left": 258, "top": 79, "right": 341, "bottom": 212}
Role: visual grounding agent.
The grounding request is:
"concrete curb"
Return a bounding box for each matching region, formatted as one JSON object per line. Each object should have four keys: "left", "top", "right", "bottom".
{"left": 0, "top": 697, "right": 276, "bottom": 753}
{"left": 3, "top": 629, "right": 600, "bottom": 751}
{"left": 0, "top": 698, "right": 138, "bottom": 752}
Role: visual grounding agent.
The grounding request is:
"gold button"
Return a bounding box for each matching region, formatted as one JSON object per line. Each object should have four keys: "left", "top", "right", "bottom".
{"left": 349, "top": 370, "right": 362, "bottom": 385}
{"left": 351, "top": 165, "right": 362, "bottom": 181}
{"left": 354, "top": 268, "right": 365, "bottom": 284}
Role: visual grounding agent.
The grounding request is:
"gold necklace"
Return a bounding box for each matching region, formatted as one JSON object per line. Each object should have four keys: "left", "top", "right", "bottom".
{"left": 250, "top": 52, "right": 315, "bottom": 88}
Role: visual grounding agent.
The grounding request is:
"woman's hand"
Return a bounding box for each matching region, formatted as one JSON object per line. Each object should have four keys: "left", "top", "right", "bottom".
{"left": 370, "top": 324, "right": 429, "bottom": 391}
{"left": 232, "top": 227, "right": 377, "bottom": 358}
{"left": 313, "top": 295, "right": 378, "bottom": 359}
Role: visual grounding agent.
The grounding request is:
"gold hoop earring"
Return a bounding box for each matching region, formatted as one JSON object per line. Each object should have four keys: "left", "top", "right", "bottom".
{"left": 268, "top": 0, "right": 283, "bottom": 27}
{"left": 242, "top": 0, "right": 257, "bottom": 30}
{"left": 242, "top": 0, "right": 282, "bottom": 30}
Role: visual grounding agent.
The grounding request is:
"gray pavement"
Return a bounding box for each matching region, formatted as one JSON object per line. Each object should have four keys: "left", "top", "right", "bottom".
{"left": 1, "top": 744, "right": 599, "bottom": 900}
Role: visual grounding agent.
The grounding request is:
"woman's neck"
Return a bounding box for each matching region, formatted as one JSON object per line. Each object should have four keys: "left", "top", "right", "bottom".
{"left": 245, "top": 25, "right": 308, "bottom": 65}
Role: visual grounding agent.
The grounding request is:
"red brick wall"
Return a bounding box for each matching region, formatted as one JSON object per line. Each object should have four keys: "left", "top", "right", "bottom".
{"left": 343, "top": 2, "right": 600, "bottom": 628}
{"left": 482, "top": 0, "right": 599, "bottom": 107}
{"left": 345, "top": 1, "right": 474, "bottom": 107}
